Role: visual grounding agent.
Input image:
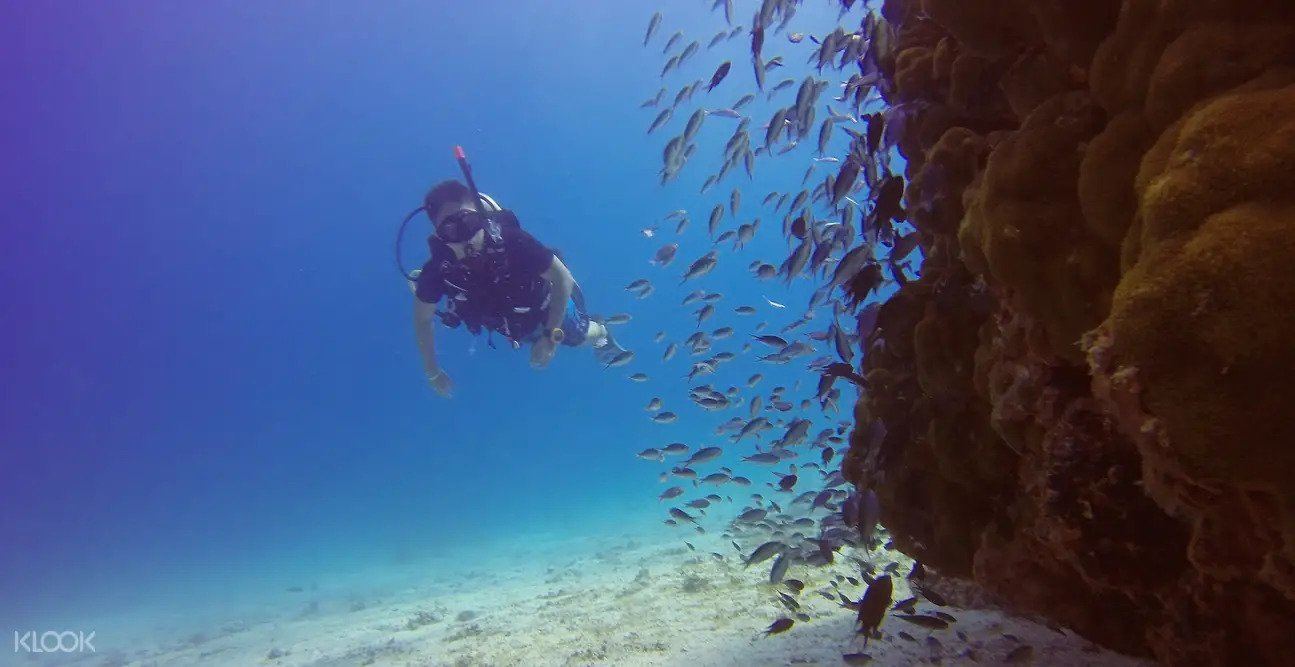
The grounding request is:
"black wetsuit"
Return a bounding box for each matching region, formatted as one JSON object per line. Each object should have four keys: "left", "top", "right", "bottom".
{"left": 414, "top": 210, "right": 556, "bottom": 341}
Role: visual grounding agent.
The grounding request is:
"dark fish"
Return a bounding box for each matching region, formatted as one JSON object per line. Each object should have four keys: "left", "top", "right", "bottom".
{"left": 660, "top": 54, "right": 680, "bottom": 78}
{"left": 682, "top": 256, "right": 718, "bottom": 283}
{"left": 679, "top": 41, "right": 700, "bottom": 64}
{"left": 685, "top": 446, "right": 723, "bottom": 465}
{"left": 744, "top": 541, "right": 785, "bottom": 567}
{"left": 702, "top": 205, "right": 723, "bottom": 239}
{"left": 842, "top": 653, "right": 872, "bottom": 665}
{"left": 652, "top": 411, "right": 678, "bottom": 423}
{"left": 643, "top": 12, "right": 662, "bottom": 46}
{"left": 707, "top": 61, "right": 732, "bottom": 92}
{"left": 694, "top": 303, "right": 714, "bottom": 325}
{"left": 856, "top": 574, "right": 892, "bottom": 642}
{"left": 783, "top": 579, "right": 804, "bottom": 593}
{"left": 752, "top": 334, "right": 788, "bottom": 348}
{"left": 658, "top": 486, "right": 684, "bottom": 502}
{"left": 647, "top": 108, "right": 672, "bottom": 134}
{"left": 743, "top": 452, "right": 780, "bottom": 465}
{"left": 661, "top": 30, "right": 683, "bottom": 55}
{"left": 700, "top": 472, "right": 730, "bottom": 485}
{"left": 892, "top": 597, "right": 918, "bottom": 613}
{"left": 652, "top": 242, "right": 679, "bottom": 267}
{"left": 669, "top": 507, "right": 699, "bottom": 524}
{"left": 603, "top": 350, "right": 634, "bottom": 368}
{"left": 916, "top": 585, "right": 948, "bottom": 608}
{"left": 684, "top": 108, "right": 706, "bottom": 142}
{"left": 895, "top": 614, "right": 949, "bottom": 630}
{"left": 769, "top": 552, "right": 791, "bottom": 584}
{"left": 763, "top": 617, "right": 793, "bottom": 636}
{"left": 832, "top": 321, "right": 853, "bottom": 364}
{"left": 831, "top": 156, "right": 860, "bottom": 206}
{"left": 640, "top": 87, "right": 666, "bottom": 108}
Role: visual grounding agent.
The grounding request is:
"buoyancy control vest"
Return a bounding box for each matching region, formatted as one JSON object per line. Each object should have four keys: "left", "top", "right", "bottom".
{"left": 426, "top": 194, "right": 552, "bottom": 343}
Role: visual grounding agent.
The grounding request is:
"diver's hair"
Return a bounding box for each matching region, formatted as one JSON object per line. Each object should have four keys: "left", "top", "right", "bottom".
{"left": 423, "top": 180, "right": 473, "bottom": 219}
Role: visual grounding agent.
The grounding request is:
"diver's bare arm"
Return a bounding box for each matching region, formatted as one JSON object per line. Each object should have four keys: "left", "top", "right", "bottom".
{"left": 412, "top": 298, "right": 441, "bottom": 373}
{"left": 541, "top": 257, "right": 575, "bottom": 332}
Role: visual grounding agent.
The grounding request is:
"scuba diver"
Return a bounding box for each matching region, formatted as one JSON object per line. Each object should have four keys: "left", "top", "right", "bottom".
{"left": 401, "top": 148, "right": 626, "bottom": 398}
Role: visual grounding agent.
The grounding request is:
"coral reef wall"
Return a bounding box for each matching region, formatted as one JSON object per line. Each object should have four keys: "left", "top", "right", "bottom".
{"left": 843, "top": 0, "right": 1295, "bottom": 662}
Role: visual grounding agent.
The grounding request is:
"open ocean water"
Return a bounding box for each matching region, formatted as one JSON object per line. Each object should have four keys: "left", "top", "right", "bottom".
{"left": 0, "top": 2, "right": 977, "bottom": 665}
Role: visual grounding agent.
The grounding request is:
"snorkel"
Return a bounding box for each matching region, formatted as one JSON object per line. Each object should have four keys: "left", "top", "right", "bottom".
{"left": 394, "top": 145, "right": 494, "bottom": 281}
{"left": 454, "top": 145, "right": 485, "bottom": 216}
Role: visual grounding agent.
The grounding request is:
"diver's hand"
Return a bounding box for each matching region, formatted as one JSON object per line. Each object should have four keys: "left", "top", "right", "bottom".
{"left": 530, "top": 337, "right": 557, "bottom": 369}
{"left": 425, "top": 367, "right": 454, "bottom": 398}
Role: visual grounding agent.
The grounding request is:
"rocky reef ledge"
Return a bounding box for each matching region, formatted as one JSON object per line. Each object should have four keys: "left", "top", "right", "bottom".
{"left": 844, "top": 0, "right": 1295, "bottom": 663}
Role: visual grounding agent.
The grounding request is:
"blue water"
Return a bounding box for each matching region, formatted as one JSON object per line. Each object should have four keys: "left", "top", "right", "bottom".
{"left": 1, "top": 0, "right": 881, "bottom": 652}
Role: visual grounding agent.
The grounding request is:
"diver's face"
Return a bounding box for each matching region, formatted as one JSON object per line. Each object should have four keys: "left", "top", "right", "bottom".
{"left": 445, "top": 229, "right": 486, "bottom": 260}
{"left": 435, "top": 201, "right": 486, "bottom": 259}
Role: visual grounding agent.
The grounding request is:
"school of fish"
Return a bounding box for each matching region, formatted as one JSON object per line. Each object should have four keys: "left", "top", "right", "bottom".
{"left": 623, "top": 0, "right": 956, "bottom": 653}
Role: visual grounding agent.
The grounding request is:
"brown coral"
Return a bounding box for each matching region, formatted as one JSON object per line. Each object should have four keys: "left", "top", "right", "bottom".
{"left": 851, "top": 0, "right": 1295, "bottom": 662}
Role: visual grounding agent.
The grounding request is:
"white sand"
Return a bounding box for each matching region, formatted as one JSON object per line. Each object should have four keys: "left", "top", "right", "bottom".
{"left": 69, "top": 522, "right": 1148, "bottom": 666}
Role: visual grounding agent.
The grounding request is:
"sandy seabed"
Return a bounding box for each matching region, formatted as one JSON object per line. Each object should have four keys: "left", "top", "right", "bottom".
{"left": 48, "top": 523, "right": 1148, "bottom": 667}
